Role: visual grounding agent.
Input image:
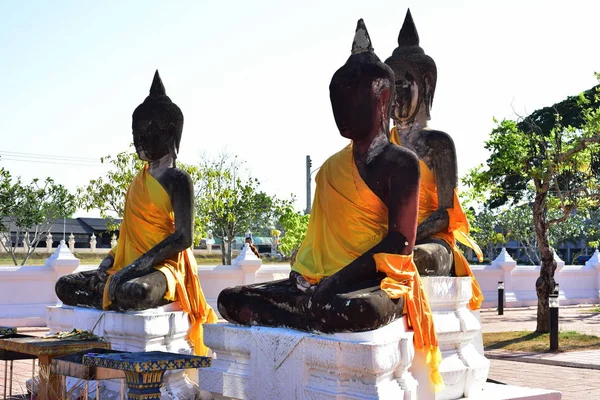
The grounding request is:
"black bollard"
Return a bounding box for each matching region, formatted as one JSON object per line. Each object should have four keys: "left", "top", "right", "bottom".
{"left": 497, "top": 281, "right": 504, "bottom": 315}
{"left": 549, "top": 291, "right": 559, "bottom": 351}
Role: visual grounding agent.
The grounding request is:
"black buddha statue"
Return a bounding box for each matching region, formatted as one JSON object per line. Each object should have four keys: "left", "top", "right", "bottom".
{"left": 217, "top": 19, "right": 422, "bottom": 333}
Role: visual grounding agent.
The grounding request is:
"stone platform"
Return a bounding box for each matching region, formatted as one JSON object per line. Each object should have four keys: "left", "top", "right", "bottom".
{"left": 198, "top": 277, "right": 561, "bottom": 400}
{"left": 199, "top": 318, "right": 417, "bottom": 399}
{"left": 46, "top": 304, "right": 208, "bottom": 399}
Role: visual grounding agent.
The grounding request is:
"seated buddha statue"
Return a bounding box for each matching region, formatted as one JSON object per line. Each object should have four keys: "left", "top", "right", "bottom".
{"left": 218, "top": 19, "right": 443, "bottom": 388}
{"left": 55, "top": 71, "right": 217, "bottom": 356}
{"left": 385, "top": 9, "right": 483, "bottom": 309}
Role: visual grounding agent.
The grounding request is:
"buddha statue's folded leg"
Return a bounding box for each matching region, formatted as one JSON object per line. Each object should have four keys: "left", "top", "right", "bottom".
{"left": 217, "top": 280, "right": 320, "bottom": 331}
{"left": 55, "top": 271, "right": 104, "bottom": 309}
{"left": 312, "top": 276, "right": 406, "bottom": 333}
{"left": 113, "top": 270, "right": 172, "bottom": 311}
{"left": 414, "top": 238, "right": 454, "bottom": 276}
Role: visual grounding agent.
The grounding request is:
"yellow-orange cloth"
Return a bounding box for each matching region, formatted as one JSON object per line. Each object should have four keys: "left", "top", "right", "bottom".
{"left": 102, "top": 164, "right": 218, "bottom": 356}
{"left": 292, "top": 143, "right": 388, "bottom": 284}
{"left": 390, "top": 126, "right": 484, "bottom": 310}
{"left": 374, "top": 253, "right": 444, "bottom": 393}
{"left": 291, "top": 143, "right": 443, "bottom": 390}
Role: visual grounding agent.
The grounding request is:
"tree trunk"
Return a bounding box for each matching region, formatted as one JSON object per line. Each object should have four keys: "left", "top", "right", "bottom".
{"left": 533, "top": 190, "right": 557, "bottom": 333}
{"left": 219, "top": 235, "right": 226, "bottom": 266}
{"left": 226, "top": 237, "right": 233, "bottom": 265}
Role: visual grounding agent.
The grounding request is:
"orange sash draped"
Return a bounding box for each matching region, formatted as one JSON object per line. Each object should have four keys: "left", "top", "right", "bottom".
{"left": 375, "top": 253, "right": 444, "bottom": 393}
{"left": 102, "top": 164, "right": 218, "bottom": 356}
{"left": 292, "top": 143, "right": 388, "bottom": 284}
{"left": 292, "top": 143, "right": 443, "bottom": 390}
{"left": 391, "top": 127, "right": 484, "bottom": 310}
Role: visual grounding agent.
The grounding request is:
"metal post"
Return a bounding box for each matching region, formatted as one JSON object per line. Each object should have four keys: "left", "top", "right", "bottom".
{"left": 306, "top": 155, "right": 312, "bottom": 214}
{"left": 549, "top": 290, "right": 559, "bottom": 351}
{"left": 4, "top": 360, "right": 7, "bottom": 400}
{"left": 8, "top": 361, "right": 12, "bottom": 397}
{"left": 497, "top": 281, "right": 504, "bottom": 315}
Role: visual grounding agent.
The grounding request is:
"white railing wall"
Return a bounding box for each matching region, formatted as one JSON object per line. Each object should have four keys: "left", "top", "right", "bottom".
{"left": 0, "top": 242, "right": 290, "bottom": 326}
{"left": 471, "top": 248, "right": 600, "bottom": 308}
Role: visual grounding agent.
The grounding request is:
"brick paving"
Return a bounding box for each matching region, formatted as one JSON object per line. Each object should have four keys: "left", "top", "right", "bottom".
{"left": 488, "top": 359, "right": 600, "bottom": 400}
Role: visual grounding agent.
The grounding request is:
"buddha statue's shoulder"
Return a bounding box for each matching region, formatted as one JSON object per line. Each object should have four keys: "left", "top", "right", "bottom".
{"left": 383, "top": 141, "right": 420, "bottom": 170}
{"left": 418, "top": 128, "right": 456, "bottom": 154}
{"left": 156, "top": 167, "right": 194, "bottom": 194}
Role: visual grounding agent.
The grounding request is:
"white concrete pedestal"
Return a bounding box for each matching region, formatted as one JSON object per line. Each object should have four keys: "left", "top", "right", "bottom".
{"left": 199, "top": 318, "right": 417, "bottom": 399}
{"left": 412, "top": 277, "right": 490, "bottom": 400}
{"left": 198, "top": 276, "right": 561, "bottom": 400}
{"left": 46, "top": 304, "right": 206, "bottom": 399}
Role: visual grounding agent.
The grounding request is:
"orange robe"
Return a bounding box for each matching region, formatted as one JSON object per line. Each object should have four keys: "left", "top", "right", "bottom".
{"left": 293, "top": 143, "right": 444, "bottom": 392}
{"left": 390, "top": 126, "right": 484, "bottom": 310}
{"left": 102, "top": 164, "right": 218, "bottom": 356}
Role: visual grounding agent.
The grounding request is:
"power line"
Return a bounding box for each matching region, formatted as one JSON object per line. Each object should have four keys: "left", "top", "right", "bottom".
{"left": 0, "top": 150, "right": 100, "bottom": 162}
{"left": 0, "top": 157, "right": 108, "bottom": 168}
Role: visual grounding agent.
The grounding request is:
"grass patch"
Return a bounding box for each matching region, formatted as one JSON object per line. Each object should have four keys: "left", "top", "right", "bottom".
{"left": 578, "top": 307, "right": 600, "bottom": 313}
{"left": 484, "top": 330, "right": 600, "bottom": 352}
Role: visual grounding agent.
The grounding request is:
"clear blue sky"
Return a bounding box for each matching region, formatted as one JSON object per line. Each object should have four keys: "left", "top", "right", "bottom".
{"left": 1, "top": 0, "right": 599, "bottom": 217}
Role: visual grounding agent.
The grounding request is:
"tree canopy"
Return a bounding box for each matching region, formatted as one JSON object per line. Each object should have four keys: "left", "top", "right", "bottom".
{"left": 464, "top": 75, "right": 600, "bottom": 332}
{"left": 0, "top": 168, "right": 76, "bottom": 265}
{"left": 195, "top": 153, "right": 289, "bottom": 265}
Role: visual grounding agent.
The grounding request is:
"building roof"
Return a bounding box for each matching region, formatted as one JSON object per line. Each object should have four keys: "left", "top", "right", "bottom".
{"left": 1, "top": 217, "right": 119, "bottom": 236}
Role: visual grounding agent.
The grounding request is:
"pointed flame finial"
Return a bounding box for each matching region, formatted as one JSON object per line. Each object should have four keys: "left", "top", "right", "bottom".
{"left": 149, "top": 70, "right": 166, "bottom": 96}
{"left": 351, "top": 19, "right": 374, "bottom": 54}
{"left": 398, "top": 8, "right": 420, "bottom": 47}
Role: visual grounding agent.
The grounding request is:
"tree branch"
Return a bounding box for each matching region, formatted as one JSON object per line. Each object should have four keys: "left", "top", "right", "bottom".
{"left": 557, "top": 136, "right": 600, "bottom": 162}
{"left": 548, "top": 204, "right": 575, "bottom": 227}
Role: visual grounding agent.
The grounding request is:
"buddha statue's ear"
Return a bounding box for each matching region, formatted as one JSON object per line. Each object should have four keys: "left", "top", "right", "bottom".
{"left": 424, "top": 72, "right": 436, "bottom": 120}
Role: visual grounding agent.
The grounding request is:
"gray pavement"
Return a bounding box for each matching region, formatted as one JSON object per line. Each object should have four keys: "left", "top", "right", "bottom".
{"left": 481, "top": 304, "right": 600, "bottom": 399}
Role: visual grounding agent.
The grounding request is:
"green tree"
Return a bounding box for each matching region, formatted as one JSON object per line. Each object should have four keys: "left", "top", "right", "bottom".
{"left": 464, "top": 78, "right": 600, "bottom": 332}
{"left": 196, "top": 153, "right": 287, "bottom": 265}
{"left": 0, "top": 168, "right": 76, "bottom": 265}
{"left": 77, "top": 147, "right": 205, "bottom": 244}
{"left": 277, "top": 204, "right": 310, "bottom": 261}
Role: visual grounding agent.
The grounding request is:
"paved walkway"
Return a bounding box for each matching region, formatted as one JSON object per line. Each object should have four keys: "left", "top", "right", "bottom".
{"left": 480, "top": 303, "right": 600, "bottom": 336}
{"left": 481, "top": 304, "right": 600, "bottom": 399}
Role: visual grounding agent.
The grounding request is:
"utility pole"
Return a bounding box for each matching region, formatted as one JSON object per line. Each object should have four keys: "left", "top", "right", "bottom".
{"left": 306, "top": 155, "right": 312, "bottom": 214}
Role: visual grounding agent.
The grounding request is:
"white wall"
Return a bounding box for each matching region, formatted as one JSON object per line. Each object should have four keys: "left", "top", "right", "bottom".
{"left": 471, "top": 248, "right": 600, "bottom": 308}
{"left": 0, "top": 242, "right": 289, "bottom": 326}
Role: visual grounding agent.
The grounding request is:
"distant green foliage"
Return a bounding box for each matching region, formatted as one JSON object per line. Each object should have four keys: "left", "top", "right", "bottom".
{"left": 0, "top": 168, "right": 76, "bottom": 265}
{"left": 277, "top": 205, "right": 310, "bottom": 258}
{"left": 195, "top": 153, "right": 290, "bottom": 265}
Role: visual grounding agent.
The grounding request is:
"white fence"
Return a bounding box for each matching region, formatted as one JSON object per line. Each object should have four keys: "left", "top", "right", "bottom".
{"left": 0, "top": 242, "right": 289, "bottom": 326}
{"left": 3, "top": 243, "right": 599, "bottom": 327}
{"left": 472, "top": 248, "right": 600, "bottom": 308}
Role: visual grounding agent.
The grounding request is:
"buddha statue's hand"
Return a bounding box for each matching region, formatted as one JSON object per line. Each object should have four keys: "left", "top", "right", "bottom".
{"left": 96, "top": 256, "right": 114, "bottom": 283}
{"left": 89, "top": 256, "right": 114, "bottom": 292}
{"left": 290, "top": 271, "right": 315, "bottom": 294}
{"left": 309, "top": 275, "right": 341, "bottom": 310}
{"left": 106, "top": 269, "right": 125, "bottom": 302}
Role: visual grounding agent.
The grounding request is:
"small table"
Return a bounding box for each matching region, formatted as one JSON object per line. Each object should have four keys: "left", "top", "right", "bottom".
{"left": 0, "top": 336, "right": 110, "bottom": 400}
{"left": 83, "top": 351, "right": 212, "bottom": 400}
{"left": 0, "top": 330, "right": 37, "bottom": 400}
{"left": 52, "top": 348, "right": 128, "bottom": 400}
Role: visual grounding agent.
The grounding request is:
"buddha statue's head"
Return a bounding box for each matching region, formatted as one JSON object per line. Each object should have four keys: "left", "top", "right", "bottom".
{"left": 385, "top": 9, "right": 437, "bottom": 125}
{"left": 330, "top": 19, "right": 395, "bottom": 142}
{"left": 132, "top": 70, "right": 184, "bottom": 162}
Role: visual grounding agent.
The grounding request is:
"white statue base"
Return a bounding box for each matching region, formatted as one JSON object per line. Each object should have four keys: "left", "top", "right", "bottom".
{"left": 199, "top": 318, "right": 417, "bottom": 399}
{"left": 46, "top": 303, "right": 208, "bottom": 399}
{"left": 198, "top": 276, "right": 561, "bottom": 400}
